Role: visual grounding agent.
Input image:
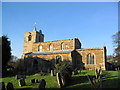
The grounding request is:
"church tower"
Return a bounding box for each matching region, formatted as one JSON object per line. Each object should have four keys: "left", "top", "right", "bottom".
{"left": 23, "top": 27, "right": 44, "bottom": 54}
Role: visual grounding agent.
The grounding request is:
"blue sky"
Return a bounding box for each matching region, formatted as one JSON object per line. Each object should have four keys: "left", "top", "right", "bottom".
{"left": 2, "top": 2, "right": 118, "bottom": 58}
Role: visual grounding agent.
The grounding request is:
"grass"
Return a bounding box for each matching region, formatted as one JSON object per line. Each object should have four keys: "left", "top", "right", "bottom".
{"left": 66, "top": 70, "right": 120, "bottom": 88}
{"left": 102, "top": 70, "right": 120, "bottom": 88}
{"left": 1, "top": 70, "right": 120, "bottom": 89}
{"left": 66, "top": 70, "right": 95, "bottom": 88}
{"left": 2, "top": 74, "right": 59, "bottom": 89}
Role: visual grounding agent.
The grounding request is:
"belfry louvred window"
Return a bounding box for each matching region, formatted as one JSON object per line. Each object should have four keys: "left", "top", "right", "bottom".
{"left": 28, "top": 34, "right": 32, "bottom": 41}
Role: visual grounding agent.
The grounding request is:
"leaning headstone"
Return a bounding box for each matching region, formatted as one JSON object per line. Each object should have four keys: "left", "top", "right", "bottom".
{"left": 38, "top": 79, "right": 46, "bottom": 89}
{"left": 6, "top": 82, "right": 14, "bottom": 90}
{"left": 95, "top": 68, "right": 102, "bottom": 79}
{"left": 16, "top": 75, "right": 26, "bottom": 79}
{"left": 51, "top": 69, "right": 54, "bottom": 76}
{"left": 87, "top": 75, "right": 95, "bottom": 86}
{"left": 61, "top": 77, "right": 66, "bottom": 86}
{"left": 35, "top": 79, "right": 39, "bottom": 83}
{"left": 2, "top": 82, "right": 5, "bottom": 90}
{"left": 73, "top": 70, "right": 78, "bottom": 75}
{"left": 56, "top": 73, "right": 63, "bottom": 88}
{"left": 31, "top": 79, "right": 35, "bottom": 83}
{"left": 19, "top": 79, "right": 26, "bottom": 86}
{"left": 16, "top": 75, "right": 21, "bottom": 79}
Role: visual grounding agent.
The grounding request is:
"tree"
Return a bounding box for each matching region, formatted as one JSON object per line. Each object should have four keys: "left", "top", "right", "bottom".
{"left": 112, "top": 31, "right": 120, "bottom": 65}
{"left": 1, "top": 35, "right": 11, "bottom": 73}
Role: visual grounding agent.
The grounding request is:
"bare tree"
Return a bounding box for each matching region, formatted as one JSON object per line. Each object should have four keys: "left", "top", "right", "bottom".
{"left": 112, "top": 31, "right": 120, "bottom": 65}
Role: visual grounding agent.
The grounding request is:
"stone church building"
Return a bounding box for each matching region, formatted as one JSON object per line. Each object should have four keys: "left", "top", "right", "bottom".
{"left": 22, "top": 27, "right": 107, "bottom": 71}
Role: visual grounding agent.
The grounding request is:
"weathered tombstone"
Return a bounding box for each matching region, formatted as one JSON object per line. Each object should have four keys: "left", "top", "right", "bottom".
{"left": 19, "top": 79, "right": 26, "bottom": 86}
{"left": 16, "top": 75, "right": 26, "bottom": 79}
{"left": 31, "top": 79, "right": 36, "bottom": 83}
{"left": 56, "top": 73, "right": 63, "bottom": 88}
{"left": 2, "top": 82, "right": 5, "bottom": 90}
{"left": 6, "top": 82, "right": 14, "bottom": 90}
{"left": 95, "top": 67, "right": 102, "bottom": 79}
{"left": 35, "top": 79, "right": 39, "bottom": 83}
{"left": 73, "top": 70, "right": 78, "bottom": 75}
{"left": 61, "top": 77, "right": 66, "bottom": 86}
{"left": 73, "top": 68, "right": 78, "bottom": 75}
{"left": 51, "top": 69, "right": 54, "bottom": 76}
{"left": 38, "top": 79, "right": 46, "bottom": 89}
{"left": 16, "top": 75, "right": 20, "bottom": 79}
{"left": 95, "top": 68, "right": 98, "bottom": 79}
{"left": 87, "top": 75, "right": 95, "bottom": 86}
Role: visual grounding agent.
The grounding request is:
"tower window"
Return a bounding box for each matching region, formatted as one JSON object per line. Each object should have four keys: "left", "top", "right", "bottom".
{"left": 38, "top": 45, "right": 42, "bottom": 52}
{"left": 28, "top": 34, "right": 32, "bottom": 41}
{"left": 49, "top": 44, "right": 53, "bottom": 51}
{"left": 86, "top": 53, "right": 95, "bottom": 64}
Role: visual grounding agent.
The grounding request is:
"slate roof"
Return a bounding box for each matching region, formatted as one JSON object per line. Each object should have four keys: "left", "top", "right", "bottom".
{"left": 76, "top": 48, "right": 103, "bottom": 51}
{"left": 25, "top": 49, "right": 74, "bottom": 55}
{"left": 24, "top": 47, "right": 103, "bottom": 55}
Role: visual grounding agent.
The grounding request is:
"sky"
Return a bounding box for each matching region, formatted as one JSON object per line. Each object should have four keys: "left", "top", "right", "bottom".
{"left": 2, "top": 2, "right": 118, "bottom": 58}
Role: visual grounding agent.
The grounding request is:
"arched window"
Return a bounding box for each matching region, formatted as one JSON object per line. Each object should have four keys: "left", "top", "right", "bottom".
{"left": 86, "top": 53, "right": 94, "bottom": 64}
{"left": 55, "top": 55, "right": 62, "bottom": 64}
{"left": 61, "top": 43, "right": 65, "bottom": 50}
{"left": 49, "top": 44, "right": 53, "bottom": 51}
{"left": 38, "top": 45, "right": 42, "bottom": 52}
{"left": 28, "top": 34, "right": 32, "bottom": 41}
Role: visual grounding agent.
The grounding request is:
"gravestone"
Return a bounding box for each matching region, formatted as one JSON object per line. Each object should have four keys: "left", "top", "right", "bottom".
{"left": 6, "top": 82, "right": 14, "bottom": 90}
{"left": 19, "top": 79, "right": 26, "bottom": 86}
{"left": 51, "top": 69, "right": 54, "bottom": 76}
{"left": 16, "top": 75, "right": 26, "bottom": 79}
{"left": 35, "top": 79, "right": 39, "bottom": 83}
{"left": 73, "top": 70, "right": 78, "bottom": 75}
{"left": 2, "top": 82, "right": 5, "bottom": 90}
{"left": 16, "top": 75, "right": 21, "bottom": 79}
{"left": 56, "top": 73, "right": 63, "bottom": 88}
{"left": 38, "top": 79, "right": 46, "bottom": 89}
{"left": 31, "top": 79, "right": 35, "bottom": 83}
{"left": 95, "top": 68, "right": 102, "bottom": 79}
{"left": 73, "top": 68, "right": 78, "bottom": 75}
{"left": 61, "top": 77, "right": 66, "bottom": 86}
{"left": 87, "top": 75, "right": 95, "bottom": 86}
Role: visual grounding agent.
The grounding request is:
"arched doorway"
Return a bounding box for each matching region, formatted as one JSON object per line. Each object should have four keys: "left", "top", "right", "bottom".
{"left": 33, "top": 60, "right": 38, "bottom": 70}
{"left": 55, "top": 55, "right": 62, "bottom": 64}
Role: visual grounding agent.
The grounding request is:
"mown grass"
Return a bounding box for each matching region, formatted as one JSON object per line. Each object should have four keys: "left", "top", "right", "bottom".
{"left": 102, "top": 70, "right": 120, "bottom": 88}
{"left": 66, "top": 70, "right": 120, "bottom": 88}
{"left": 2, "top": 74, "right": 59, "bottom": 89}
{"left": 1, "top": 70, "right": 120, "bottom": 89}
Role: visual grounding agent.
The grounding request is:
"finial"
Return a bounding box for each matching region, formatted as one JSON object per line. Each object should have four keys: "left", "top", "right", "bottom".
{"left": 33, "top": 26, "right": 36, "bottom": 31}
{"left": 33, "top": 22, "right": 37, "bottom": 31}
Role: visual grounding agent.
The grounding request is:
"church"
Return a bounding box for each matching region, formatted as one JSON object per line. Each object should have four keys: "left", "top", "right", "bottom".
{"left": 22, "top": 27, "right": 107, "bottom": 71}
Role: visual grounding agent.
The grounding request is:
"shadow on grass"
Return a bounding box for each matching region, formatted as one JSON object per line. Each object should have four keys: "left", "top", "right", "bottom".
{"left": 66, "top": 75, "right": 95, "bottom": 88}
{"left": 102, "top": 78, "right": 120, "bottom": 88}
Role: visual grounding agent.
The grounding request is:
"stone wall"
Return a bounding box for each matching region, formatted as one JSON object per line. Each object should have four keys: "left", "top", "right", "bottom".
{"left": 25, "top": 53, "right": 72, "bottom": 64}
{"left": 77, "top": 47, "right": 106, "bottom": 70}
{"left": 32, "top": 39, "right": 75, "bottom": 52}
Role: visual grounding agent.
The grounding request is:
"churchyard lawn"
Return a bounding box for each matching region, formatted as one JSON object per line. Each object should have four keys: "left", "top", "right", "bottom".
{"left": 1, "top": 70, "right": 120, "bottom": 89}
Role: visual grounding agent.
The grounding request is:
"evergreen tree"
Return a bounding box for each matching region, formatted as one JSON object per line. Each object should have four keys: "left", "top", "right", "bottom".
{"left": 0, "top": 35, "right": 11, "bottom": 74}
